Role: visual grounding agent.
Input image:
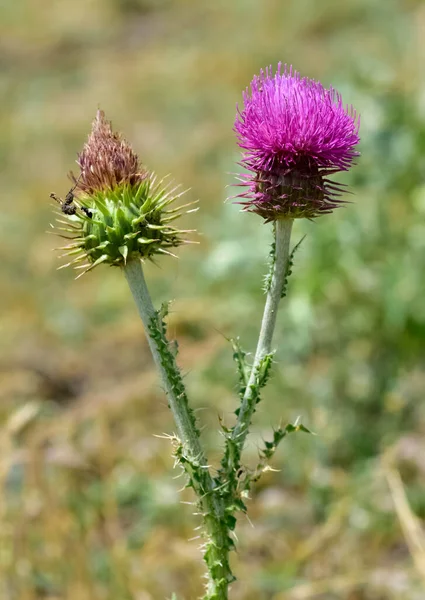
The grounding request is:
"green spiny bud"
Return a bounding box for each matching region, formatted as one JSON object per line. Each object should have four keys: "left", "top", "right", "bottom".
{"left": 51, "top": 111, "right": 196, "bottom": 276}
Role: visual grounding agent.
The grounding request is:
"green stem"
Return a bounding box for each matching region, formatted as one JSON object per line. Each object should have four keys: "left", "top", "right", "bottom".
{"left": 124, "top": 259, "right": 203, "bottom": 457}
{"left": 231, "top": 218, "right": 294, "bottom": 450}
{"left": 123, "top": 259, "right": 234, "bottom": 600}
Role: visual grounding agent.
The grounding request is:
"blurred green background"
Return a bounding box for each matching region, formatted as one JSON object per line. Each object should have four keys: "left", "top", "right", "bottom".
{"left": 1, "top": 0, "right": 425, "bottom": 598}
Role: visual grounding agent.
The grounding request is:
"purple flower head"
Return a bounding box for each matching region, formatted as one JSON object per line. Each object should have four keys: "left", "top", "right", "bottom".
{"left": 234, "top": 64, "right": 360, "bottom": 220}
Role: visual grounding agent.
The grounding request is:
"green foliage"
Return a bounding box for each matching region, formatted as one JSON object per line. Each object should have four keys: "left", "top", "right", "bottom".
{"left": 281, "top": 235, "right": 305, "bottom": 298}
{"left": 261, "top": 422, "right": 313, "bottom": 461}
{"left": 263, "top": 227, "right": 276, "bottom": 294}
{"left": 148, "top": 307, "right": 202, "bottom": 472}
{"left": 220, "top": 351, "right": 274, "bottom": 482}
{"left": 230, "top": 338, "right": 249, "bottom": 399}
{"left": 148, "top": 304, "right": 237, "bottom": 598}
{"left": 234, "top": 422, "right": 313, "bottom": 496}
{"left": 263, "top": 230, "right": 304, "bottom": 299}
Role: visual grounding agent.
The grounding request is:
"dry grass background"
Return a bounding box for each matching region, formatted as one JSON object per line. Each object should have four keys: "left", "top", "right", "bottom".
{"left": 1, "top": 0, "right": 425, "bottom": 598}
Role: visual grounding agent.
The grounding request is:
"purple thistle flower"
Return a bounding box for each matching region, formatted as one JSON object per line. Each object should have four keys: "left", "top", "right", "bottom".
{"left": 234, "top": 63, "right": 360, "bottom": 220}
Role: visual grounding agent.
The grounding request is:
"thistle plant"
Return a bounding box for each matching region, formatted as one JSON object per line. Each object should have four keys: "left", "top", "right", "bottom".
{"left": 51, "top": 66, "right": 359, "bottom": 599}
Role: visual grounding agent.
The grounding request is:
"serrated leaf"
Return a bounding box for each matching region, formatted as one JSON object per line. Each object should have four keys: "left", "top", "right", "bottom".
{"left": 281, "top": 235, "right": 306, "bottom": 298}
{"left": 263, "top": 232, "right": 276, "bottom": 294}
{"left": 230, "top": 337, "right": 249, "bottom": 399}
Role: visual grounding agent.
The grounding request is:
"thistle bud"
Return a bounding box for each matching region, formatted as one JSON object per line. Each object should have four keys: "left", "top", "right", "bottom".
{"left": 234, "top": 64, "right": 360, "bottom": 221}
{"left": 52, "top": 111, "right": 193, "bottom": 276}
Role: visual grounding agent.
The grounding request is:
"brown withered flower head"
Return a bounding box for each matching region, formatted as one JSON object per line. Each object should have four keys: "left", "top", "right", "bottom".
{"left": 73, "top": 110, "right": 147, "bottom": 193}
{"left": 52, "top": 111, "right": 195, "bottom": 276}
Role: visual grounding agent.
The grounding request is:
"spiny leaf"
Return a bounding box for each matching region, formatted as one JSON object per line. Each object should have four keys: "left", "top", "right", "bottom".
{"left": 256, "top": 352, "right": 274, "bottom": 390}
{"left": 263, "top": 225, "right": 276, "bottom": 294}
{"left": 261, "top": 420, "right": 313, "bottom": 461}
{"left": 237, "top": 421, "right": 313, "bottom": 493}
{"left": 281, "top": 235, "right": 306, "bottom": 298}
{"left": 230, "top": 338, "right": 249, "bottom": 399}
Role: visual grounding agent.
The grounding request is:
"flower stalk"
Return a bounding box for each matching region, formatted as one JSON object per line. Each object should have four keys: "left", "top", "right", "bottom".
{"left": 249, "top": 218, "right": 294, "bottom": 373}
{"left": 123, "top": 260, "right": 203, "bottom": 454}
{"left": 123, "top": 259, "right": 234, "bottom": 600}
{"left": 226, "top": 218, "right": 293, "bottom": 473}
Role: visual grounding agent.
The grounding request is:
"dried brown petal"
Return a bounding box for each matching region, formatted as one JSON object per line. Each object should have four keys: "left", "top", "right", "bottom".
{"left": 73, "top": 110, "right": 147, "bottom": 194}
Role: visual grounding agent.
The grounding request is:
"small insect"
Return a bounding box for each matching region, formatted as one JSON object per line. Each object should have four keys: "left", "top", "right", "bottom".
{"left": 50, "top": 175, "right": 92, "bottom": 218}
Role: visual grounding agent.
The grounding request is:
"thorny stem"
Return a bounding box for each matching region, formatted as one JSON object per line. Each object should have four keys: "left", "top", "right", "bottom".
{"left": 231, "top": 218, "right": 294, "bottom": 451}
{"left": 124, "top": 259, "right": 233, "bottom": 600}
{"left": 124, "top": 259, "right": 204, "bottom": 457}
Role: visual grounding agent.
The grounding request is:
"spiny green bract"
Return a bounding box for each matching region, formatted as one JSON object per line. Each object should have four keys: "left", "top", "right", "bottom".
{"left": 54, "top": 174, "right": 195, "bottom": 276}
